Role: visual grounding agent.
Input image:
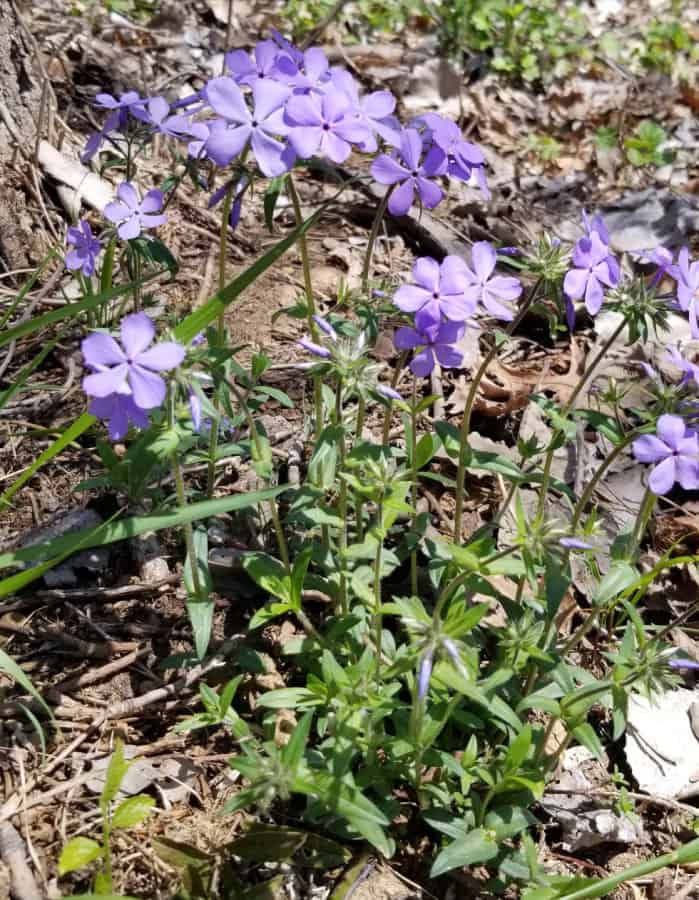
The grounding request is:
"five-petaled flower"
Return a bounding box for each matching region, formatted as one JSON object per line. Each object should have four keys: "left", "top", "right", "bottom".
{"left": 394, "top": 256, "right": 474, "bottom": 331}
{"left": 82, "top": 312, "right": 185, "bottom": 411}
{"left": 462, "top": 242, "right": 523, "bottom": 321}
{"left": 204, "top": 77, "right": 293, "bottom": 176}
{"left": 564, "top": 231, "right": 620, "bottom": 318}
{"left": 633, "top": 413, "right": 699, "bottom": 496}
{"left": 65, "top": 220, "right": 102, "bottom": 277}
{"left": 371, "top": 128, "right": 444, "bottom": 217}
{"left": 394, "top": 320, "right": 464, "bottom": 377}
{"left": 104, "top": 182, "right": 168, "bottom": 240}
{"left": 285, "top": 91, "right": 371, "bottom": 165}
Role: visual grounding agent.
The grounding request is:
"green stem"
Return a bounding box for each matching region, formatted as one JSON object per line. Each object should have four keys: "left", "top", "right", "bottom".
{"left": 287, "top": 173, "right": 323, "bottom": 436}
{"left": 535, "top": 314, "right": 628, "bottom": 520}
{"left": 373, "top": 501, "right": 384, "bottom": 685}
{"left": 410, "top": 375, "right": 419, "bottom": 596}
{"left": 453, "top": 279, "right": 542, "bottom": 542}
{"left": 226, "top": 377, "right": 290, "bottom": 571}
{"left": 570, "top": 430, "right": 639, "bottom": 530}
{"left": 382, "top": 350, "right": 408, "bottom": 445}
{"left": 171, "top": 451, "right": 203, "bottom": 598}
{"left": 355, "top": 395, "right": 366, "bottom": 542}
{"left": 361, "top": 186, "right": 394, "bottom": 290}
{"left": 336, "top": 380, "right": 348, "bottom": 615}
{"left": 632, "top": 486, "right": 657, "bottom": 550}
{"left": 204, "top": 181, "right": 239, "bottom": 499}
{"left": 101, "top": 820, "right": 112, "bottom": 892}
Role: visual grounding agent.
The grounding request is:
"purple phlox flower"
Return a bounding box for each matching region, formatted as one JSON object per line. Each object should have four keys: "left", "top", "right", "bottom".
{"left": 94, "top": 90, "right": 147, "bottom": 131}
{"left": 298, "top": 336, "right": 331, "bottom": 359}
{"left": 394, "top": 320, "right": 464, "bottom": 377}
{"left": 676, "top": 247, "right": 699, "bottom": 337}
{"left": 187, "top": 119, "right": 229, "bottom": 161}
{"left": 371, "top": 128, "right": 445, "bottom": 217}
{"left": 65, "top": 220, "right": 102, "bottom": 277}
{"left": 132, "top": 96, "right": 192, "bottom": 138}
{"left": 208, "top": 175, "right": 249, "bottom": 230}
{"left": 312, "top": 314, "right": 337, "bottom": 340}
{"left": 81, "top": 109, "right": 122, "bottom": 164}
{"left": 560, "top": 536, "right": 595, "bottom": 550}
{"left": 669, "top": 656, "right": 699, "bottom": 670}
{"left": 191, "top": 332, "right": 206, "bottom": 346}
{"left": 377, "top": 383, "right": 402, "bottom": 402}
{"left": 563, "top": 231, "right": 620, "bottom": 318}
{"left": 269, "top": 29, "right": 305, "bottom": 68}
{"left": 331, "top": 69, "right": 400, "bottom": 151}
{"left": 89, "top": 393, "right": 150, "bottom": 441}
{"left": 417, "top": 650, "right": 434, "bottom": 701}
{"left": 188, "top": 387, "right": 202, "bottom": 432}
{"left": 204, "top": 77, "right": 293, "bottom": 176}
{"left": 582, "top": 208, "right": 610, "bottom": 245}
{"left": 638, "top": 245, "right": 678, "bottom": 284}
{"left": 225, "top": 39, "right": 292, "bottom": 86}
{"left": 417, "top": 112, "right": 489, "bottom": 198}
{"left": 633, "top": 413, "right": 699, "bottom": 496}
{"left": 103, "top": 182, "right": 168, "bottom": 240}
{"left": 462, "top": 241, "right": 523, "bottom": 321}
{"left": 394, "top": 256, "right": 474, "bottom": 331}
{"left": 285, "top": 47, "right": 331, "bottom": 94}
{"left": 285, "top": 90, "right": 371, "bottom": 165}
{"left": 666, "top": 344, "right": 699, "bottom": 387}
{"left": 82, "top": 312, "right": 185, "bottom": 411}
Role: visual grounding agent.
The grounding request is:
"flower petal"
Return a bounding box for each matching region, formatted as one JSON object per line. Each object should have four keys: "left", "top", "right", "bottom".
{"left": 135, "top": 341, "right": 185, "bottom": 371}
{"left": 83, "top": 364, "right": 129, "bottom": 397}
{"left": 649, "top": 456, "right": 677, "bottom": 496}
{"left": 394, "top": 284, "right": 431, "bottom": 313}
{"left": 657, "top": 414, "right": 687, "bottom": 450}
{"left": 251, "top": 129, "right": 289, "bottom": 176}
{"left": 412, "top": 256, "right": 440, "bottom": 293}
{"left": 117, "top": 216, "right": 141, "bottom": 240}
{"left": 128, "top": 364, "right": 166, "bottom": 409}
{"left": 410, "top": 347, "right": 434, "bottom": 377}
{"left": 82, "top": 332, "right": 126, "bottom": 368}
{"left": 140, "top": 190, "right": 164, "bottom": 214}
{"left": 387, "top": 178, "right": 414, "bottom": 216}
{"left": 121, "top": 312, "right": 155, "bottom": 358}
{"left": 394, "top": 326, "right": 421, "bottom": 350}
{"left": 288, "top": 125, "right": 322, "bottom": 159}
{"left": 371, "top": 153, "right": 407, "bottom": 186}
{"left": 206, "top": 76, "right": 250, "bottom": 123}
{"left": 471, "top": 242, "right": 496, "bottom": 280}
{"left": 633, "top": 434, "right": 670, "bottom": 464}
{"left": 116, "top": 182, "right": 139, "bottom": 210}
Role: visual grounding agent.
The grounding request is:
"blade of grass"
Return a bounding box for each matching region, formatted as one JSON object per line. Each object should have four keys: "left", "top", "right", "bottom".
{"left": 0, "top": 484, "right": 288, "bottom": 574}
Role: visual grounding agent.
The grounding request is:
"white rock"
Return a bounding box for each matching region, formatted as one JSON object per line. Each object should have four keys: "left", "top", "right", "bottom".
{"left": 626, "top": 689, "right": 699, "bottom": 799}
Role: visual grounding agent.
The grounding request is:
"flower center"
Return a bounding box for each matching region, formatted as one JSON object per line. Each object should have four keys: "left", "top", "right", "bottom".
{"left": 322, "top": 122, "right": 330, "bottom": 131}
{"left": 411, "top": 169, "right": 419, "bottom": 177}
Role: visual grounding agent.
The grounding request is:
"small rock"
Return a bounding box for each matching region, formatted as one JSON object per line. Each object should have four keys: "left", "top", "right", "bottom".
{"left": 626, "top": 688, "right": 699, "bottom": 799}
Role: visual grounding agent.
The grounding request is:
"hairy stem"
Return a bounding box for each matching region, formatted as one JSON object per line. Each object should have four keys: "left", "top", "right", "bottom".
{"left": 453, "top": 279, "right": 542, "bottom": 541}
{"left": 361, "top": 186, "right": 394, "bottom": 290}
{"left": 287, "top": 173, "right": 323, "bottom": 436}
{"left": 410, "top": 375, "right": 419, "bottom": 596}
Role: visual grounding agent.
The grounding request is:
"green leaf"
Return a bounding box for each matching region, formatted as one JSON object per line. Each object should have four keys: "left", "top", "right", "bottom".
{"left": 0, "top": 648, "right": 51, "bottom": 717}
{"left": 430, "top": 827, "right": 499, "bottom": 877}
{"left": 152, "top": 837, "right": 212, "bottom": 870}
{"left": 243, "top": 552, "right": 291, "bottom": 604}
{"left": 264, "top": 175, "right": 287, "bottom": 232}
{"left": 572, "top": 722, "right": 604, "bottom": 760}
{"left": 226, "top": 825, "right": 306, "bottom": 862}
{"left": 256, "top": 688, "right": 319, "bottom": 709}
{"left": 101, "top": 739, "right": 130, "bottom": 812}
{"left": 281, "top": 711, "right": 313, "bottom": 772}
{"left": 248, "top": 601, "right": 293, "bottom": 629}
{"left": 484, "top": 805, "right": 535, "bottom": 841}
{"left": 413, "top": 432, "right": 442, "bottom": 470}
{"left": 308, "top": 425, "right": 342, "bottom": 489}
{"left": 187, "top": 600, "right": 215, "bottom": 661}
{"left": 112, "top": 794, "right": 156, "bottom": 828}
{"left": 290, "top": 546, "right": 313, "bottom": 610}
{"left": 58, "top": 836, "right": 103, "bottom": 875}
{"left": 593, "top": 562, "right": 638, "bottom": 607}
{"left": 505, "top": 724, "right": 532, "bottom": 771}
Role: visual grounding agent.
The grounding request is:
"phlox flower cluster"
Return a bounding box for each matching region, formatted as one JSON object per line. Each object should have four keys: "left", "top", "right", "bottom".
{"left": 81, "top": 29, "right": 489, "bottom": 225}
{"left": 389, "top": 244, "right": 522, "bottom": 377}
{"left": 562, "top": 211, "right": 620, "bottom": 328}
